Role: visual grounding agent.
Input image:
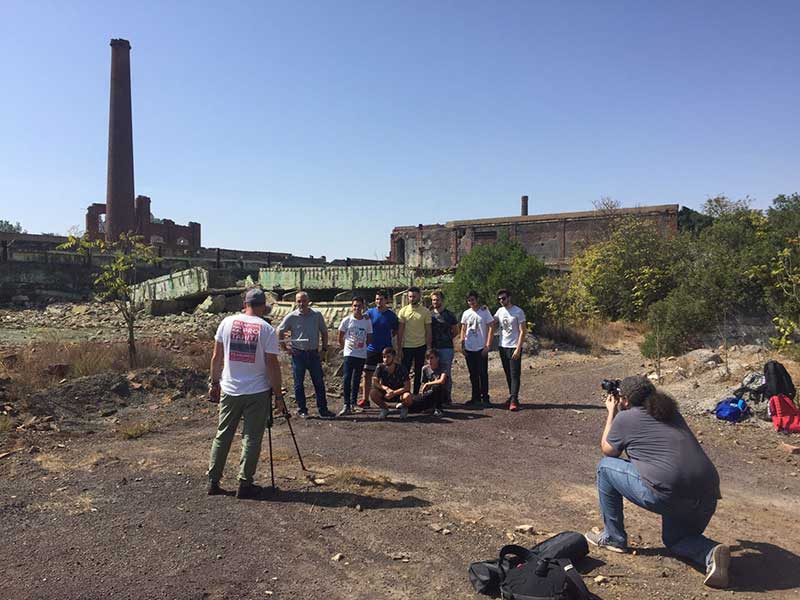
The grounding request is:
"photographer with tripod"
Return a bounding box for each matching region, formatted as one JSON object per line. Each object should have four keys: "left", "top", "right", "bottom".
{"left": 207, "top": 289, "right": 286, "bottom": 500}
{"left": 586, "top": 376, "right": 730, "bottom": 588}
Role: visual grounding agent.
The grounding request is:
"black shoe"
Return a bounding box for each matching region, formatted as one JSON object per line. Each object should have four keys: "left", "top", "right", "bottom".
{"left": 318, "top": 409, "right": 336, "bottom": 420}
{"left": 236, "top": 482, "right": 264, "bottom": 500}
{"left": 207, "top": 480, "right": 224, "bottom": 496}
{"left": 296, "top": 409, "right": 309, "bottom": 418}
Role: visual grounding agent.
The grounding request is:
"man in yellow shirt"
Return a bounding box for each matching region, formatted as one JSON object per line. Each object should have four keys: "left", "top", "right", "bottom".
{"left": 397, "top": 286, "right": 432, "bottom": 394}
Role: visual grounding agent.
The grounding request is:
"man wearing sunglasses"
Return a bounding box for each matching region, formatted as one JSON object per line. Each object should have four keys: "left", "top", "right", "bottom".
{"left": 493, "top": 289, "right": 527, "bottom": 411}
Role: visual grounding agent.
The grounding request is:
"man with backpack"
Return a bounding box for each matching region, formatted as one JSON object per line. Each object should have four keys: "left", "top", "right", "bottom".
{"left": 586, "top": 376, "right": 731, "bottom": 588}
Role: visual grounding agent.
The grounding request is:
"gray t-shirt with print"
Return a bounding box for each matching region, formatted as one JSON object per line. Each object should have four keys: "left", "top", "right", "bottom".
{"left": 607, "top": 406, "right": 721, "bottom": 500}
{"left": 277, "top": 309, "right": 327, "bottom": 351}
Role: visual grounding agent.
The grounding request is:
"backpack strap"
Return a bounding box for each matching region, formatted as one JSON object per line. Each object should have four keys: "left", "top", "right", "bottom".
{"left": 497, "top": 544, "right": 532, "bottom": 579}
{"left": 562, "top": 562, "right": 594, "bottom": 600}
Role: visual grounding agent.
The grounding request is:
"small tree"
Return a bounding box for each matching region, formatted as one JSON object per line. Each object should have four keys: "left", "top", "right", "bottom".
{"left": 0, "top": 220, "right": 25, "bottom": 233}
{"left": 59, "top": 233, "right": 160, "bottom": 367}
{"left": 444, "top": 237, "right": 546, "bottom": 319}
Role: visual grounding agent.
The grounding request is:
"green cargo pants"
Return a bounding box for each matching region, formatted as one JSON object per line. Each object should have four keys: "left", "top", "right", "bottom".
{"left": 207, "top": 390, "right": 273, "bottom": 484}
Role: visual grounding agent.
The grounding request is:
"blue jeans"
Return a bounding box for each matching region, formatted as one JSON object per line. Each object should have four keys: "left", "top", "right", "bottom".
{"left": 342, "top": 356, "right": 365, "bottom": 406}
{"left": 597, "top": 457, "right": 719, "bottom": 569}
{"left": 291, "top": 350, "right": 328, "bottom": 412}
{"left": 436, "top": 348, "right": 455, "bottom": 402}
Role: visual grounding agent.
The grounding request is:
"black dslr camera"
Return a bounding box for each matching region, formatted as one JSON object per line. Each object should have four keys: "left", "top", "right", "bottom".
{"left": 601, "top": 379, "right": 621, "bottom": 396}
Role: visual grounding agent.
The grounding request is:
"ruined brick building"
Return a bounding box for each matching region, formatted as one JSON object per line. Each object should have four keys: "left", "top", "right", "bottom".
{"left": 389, "top": 196, "right": 679, "bottom": 269}
{"left": 85, "top": 39, "right": 200, "bottom": 249}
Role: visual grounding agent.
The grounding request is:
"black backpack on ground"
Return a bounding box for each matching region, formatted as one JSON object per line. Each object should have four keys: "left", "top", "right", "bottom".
{"left": 764, "top": 360, "right": 796, "bottom": 401}
{"left": 469, "top": 531, "right": 592, "bottom": 599}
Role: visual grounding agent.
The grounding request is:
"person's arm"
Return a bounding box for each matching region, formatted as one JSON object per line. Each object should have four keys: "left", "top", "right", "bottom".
{"left": 265, "top": 353, "right": 285, "bottom": 414}
{"left": 208, "top": 341, "right": 224, "bottom": 402}
{"left": 277, "top": 316, "right": 291, "bottom": 353}
{"left": 484, "top": 317, "right": 494, "bottom": 356}
{"left": 397, "top": 321, "right": 405, "bottom": 357}
{"left": 512, "top": 317, "right": 527, "bottom": 360}
{"left": 425, "top": 313, "right": 432, "bottom": 349}
{"left": 460, "top": 322, "right": 468, "bottom": 354}
{"left": 366, "top": 319, "right": 373, "bottom": 347}
{"left": 337, "top": 330, "right": 345, "bottom": 350}
{"left": 601, "top": 394, "right": 623, "bottom": 457}
{"left": 320, "top": 315, "right": 329, "bottom": 352}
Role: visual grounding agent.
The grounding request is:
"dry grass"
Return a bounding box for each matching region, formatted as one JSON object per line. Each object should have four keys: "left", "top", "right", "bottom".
{"left": 119, "top": 420, "right": 158, "bottom": 439}
{"left": 538, "top": 320, "right": 641, "bottom": 355}
{"left": 0, "top": 414, "right": 13, "bottom": 433}
{"left": 7, "top": 338, "right": 176, "bottom": 394}
{"left": 322, "top": 468, "right": 417, "bottom": 493}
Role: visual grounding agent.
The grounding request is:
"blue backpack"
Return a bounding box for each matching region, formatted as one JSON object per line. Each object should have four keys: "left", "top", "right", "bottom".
{"left": 712, "top": 397, "right": 750, "bottom": 422}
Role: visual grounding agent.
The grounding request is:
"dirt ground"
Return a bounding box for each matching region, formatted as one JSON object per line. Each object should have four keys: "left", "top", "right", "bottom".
{"left": 2, "top": 330, "right": 800, "bottom": 599}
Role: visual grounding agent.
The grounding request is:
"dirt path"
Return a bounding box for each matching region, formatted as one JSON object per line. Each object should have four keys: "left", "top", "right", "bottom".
{"left": 2, "top": 346, "right": 799, "bottom": 599}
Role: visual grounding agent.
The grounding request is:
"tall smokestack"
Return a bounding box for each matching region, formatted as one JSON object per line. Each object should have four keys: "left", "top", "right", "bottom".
{"left": 105, "top": 38, "right": 136, "bottom": 242}
{"left": 521, "top": 195, "right": 529, "bottom": 216}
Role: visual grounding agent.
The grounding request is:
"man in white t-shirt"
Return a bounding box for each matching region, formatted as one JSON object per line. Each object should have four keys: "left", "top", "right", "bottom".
{"left": 492, "top": 289, "right": 527, "bottom": 412}
{"left": 459, "top": 290, "right": 494, "bottom": 406}
{"left": 207, "top": 288, "right": 285, "bottom": 499}
{"left": 337, "top": 296, "right": 373, "bottom": 416}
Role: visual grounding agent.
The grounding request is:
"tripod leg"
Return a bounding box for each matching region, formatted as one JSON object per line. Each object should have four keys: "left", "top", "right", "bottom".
{"left": 268, "top": 423, "right": 275, "bottom": 490}
{"left": 284, "top": 412, "right": 308, "bottom": 471}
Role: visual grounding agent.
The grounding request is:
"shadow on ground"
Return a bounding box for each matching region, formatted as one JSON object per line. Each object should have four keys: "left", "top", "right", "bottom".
{"left": 729, "top": 539, "right": 800, "bottom": 592}
{"left": 258, "top": 488, "right": 432, "bottom": 510}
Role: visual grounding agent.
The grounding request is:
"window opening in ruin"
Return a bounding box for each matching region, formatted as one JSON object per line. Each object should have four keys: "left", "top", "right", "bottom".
{"left": 98, "top": 214, "right": 106, "bottom": 234}
{"left": 394, "top": 238, "right": 406, "bottom": 264}
{"left": 474, "top": 230, "right": 497, "bottom": 241}
{"left": 150, "top": 235, "right": 164, "bottom": 244}
{"left": 177, "top": 237, "right": 189, "bottom": 246}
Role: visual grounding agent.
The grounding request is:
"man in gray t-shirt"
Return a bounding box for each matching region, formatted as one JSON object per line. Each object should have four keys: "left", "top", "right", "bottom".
{"left": 276, "top": 291, "right": 335, "bottom": 419}
{"left": 586, "top": 376, "right": 730, "bottom": 590}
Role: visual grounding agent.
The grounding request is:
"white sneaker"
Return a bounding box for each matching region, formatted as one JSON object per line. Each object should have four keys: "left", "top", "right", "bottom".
{"left": 704, "top": 544, "right": 730, "bottom": 588}
{"left": 378, "top": 408, "right": 389, "bottom": 419}
{"left": 433, "top": 408, "right": 443, "bottom": 418}
{"left": 337, "top": 405, "right": 352, "bottom": 417}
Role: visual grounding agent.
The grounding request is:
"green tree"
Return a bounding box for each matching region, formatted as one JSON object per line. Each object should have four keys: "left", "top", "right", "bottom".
{"left": 444, "top": 237, "right": 546, "bottom": 319}
{"left": 536, "top": 273, "right": 597, "bottom": 330}
{"left": 702, "top": 195, "right": 751, "bottom": 218}
{"left": 569, "top": 218, "right": 680, "bottom": 321}
{"left": 0, "top": 220, "right": 25, "bottom": 233}
{"left": 59, "top": 233, "right": 160, "bottom": 367}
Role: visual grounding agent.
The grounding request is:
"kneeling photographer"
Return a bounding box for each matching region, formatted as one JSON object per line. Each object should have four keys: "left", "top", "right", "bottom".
{"left": 586, "top": 376, "right": 730, "bottom": 589}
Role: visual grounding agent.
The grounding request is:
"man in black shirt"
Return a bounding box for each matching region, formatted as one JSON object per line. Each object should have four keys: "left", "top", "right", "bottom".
{"left": 369, "top": 347, "right": 411, "bottom": 420}
{"left": 430, "top": 291, "right": 458, "bottom": 403}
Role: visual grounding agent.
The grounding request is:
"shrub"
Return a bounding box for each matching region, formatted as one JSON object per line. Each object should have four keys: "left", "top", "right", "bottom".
{"left": 640, "top": 286, "right": 714, "bottom": 358}
{"left": 445, "top": 237, "right": 546, "bottom": 318}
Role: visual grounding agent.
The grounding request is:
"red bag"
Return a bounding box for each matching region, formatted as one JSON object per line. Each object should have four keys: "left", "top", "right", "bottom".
{"left": 769, "top": 394, "right": 800, "bottom": 433}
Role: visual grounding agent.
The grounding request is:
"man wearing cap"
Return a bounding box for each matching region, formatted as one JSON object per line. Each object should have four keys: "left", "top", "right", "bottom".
{"left": 585, "top": 376, "right": 730, "bottom": 589}
{"left": 207, "top": 288, "right": 285, "bottom": 500}
{"left": 277, "top": 291, "right": 336, "bottom": 419}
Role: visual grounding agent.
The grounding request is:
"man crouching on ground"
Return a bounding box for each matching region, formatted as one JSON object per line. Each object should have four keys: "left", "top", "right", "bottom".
{"left": 369, "top": 347, "right": 411, "bottom": 419}
{"left": 585, "top": 376, "right": 730, "bottom": 588}
{"left": 207, "top": 288, "right": 285, "bottom": 500}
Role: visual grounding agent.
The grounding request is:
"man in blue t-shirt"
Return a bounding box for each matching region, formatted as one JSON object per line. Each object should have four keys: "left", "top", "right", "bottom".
{"left": 360, "top": 290, "right": 399, "bottom": 408}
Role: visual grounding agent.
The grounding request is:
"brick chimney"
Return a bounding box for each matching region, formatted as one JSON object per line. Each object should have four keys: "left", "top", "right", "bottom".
{"left": 521, "top": 195, "right": 529, "bottom": 216}
{"left": 105, "top": 38, "right": 136, "bottom": 242}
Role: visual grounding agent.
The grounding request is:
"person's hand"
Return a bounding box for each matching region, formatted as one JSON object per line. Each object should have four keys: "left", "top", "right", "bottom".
{"left": 512, "top": 348, "right": 521, "bottom": 361}
{"left": 481, "top": 347, "right": 489, "bottom": 357}
{"left": 605, "top": 393, "right": 619, "bottom": 415}
{"left": 274, "top": 394, "right": 287, "bottom": 414}
{"left": 208, "top": 381, "right": 221, "bottom": 403}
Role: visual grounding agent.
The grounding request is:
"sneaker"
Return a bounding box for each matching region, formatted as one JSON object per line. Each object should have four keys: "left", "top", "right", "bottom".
{"left": 296, "top": 409, "right": 309, "bottom": 419}
{"left": 356, "top": 399, "right": 369, "bottom": 409}
{"left": 207, "top": 480, "right": 224, "bottom": 496}
{"left": 399, "top": 406, "right": 409, "bottom": 419}
{"left": 337, "top": 405, "right": 352, "bottom": 417}
{"left": 509, "top": 400, "right": 520, "bottom": 412}
{"left": 433, "top": 408, "right": 444, "bottom": 418}
{"left": 236, "top": 482, "right": 264, "bottom": 500}
{"left": 378, "top": 408, "right": 389, "bottom": 419}
{"left": 704, "top": 544, "right": 730, "bottom": 589}
{"left": 584, "top": 531, "right": 627, "bottom": 554}
{"left": 318, "top": 409, "right": 336, "bottom": 420}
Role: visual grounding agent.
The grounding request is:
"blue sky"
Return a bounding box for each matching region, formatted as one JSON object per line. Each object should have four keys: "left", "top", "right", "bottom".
{"left": 1, "top": 1, "right": 798, "bottom": 259}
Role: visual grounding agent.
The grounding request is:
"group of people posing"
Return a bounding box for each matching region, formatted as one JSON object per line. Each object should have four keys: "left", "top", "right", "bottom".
{"left": 276, "top": 286, "right": 527, "bottom": 420}
{"left": 205, "top": 287, "right": 730, "bottom": 589}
